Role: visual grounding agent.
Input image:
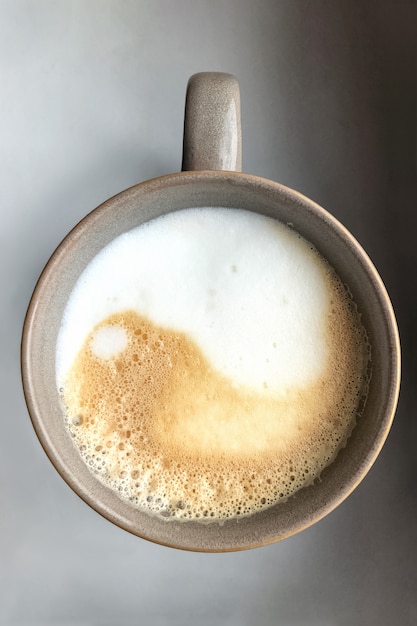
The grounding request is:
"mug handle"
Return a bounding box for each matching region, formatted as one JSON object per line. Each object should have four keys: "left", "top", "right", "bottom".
{"left": 182, "top": 72, "right": 242, "bottom": 172}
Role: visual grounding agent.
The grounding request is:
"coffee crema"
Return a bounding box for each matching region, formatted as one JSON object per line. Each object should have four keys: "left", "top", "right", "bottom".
{"left": 56, "top": 208, "right": 370, "bottom": 521}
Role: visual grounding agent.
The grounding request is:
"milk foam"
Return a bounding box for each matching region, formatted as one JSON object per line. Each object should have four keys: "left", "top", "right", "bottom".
{"left": 56, "top": 207, "right": 370, "bottom": 521}
{"left": 57, "top": 208, "right": 329, "bottom": 392}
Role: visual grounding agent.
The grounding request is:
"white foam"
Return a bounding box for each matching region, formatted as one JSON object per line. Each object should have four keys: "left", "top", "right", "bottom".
{"left": 90, "top": 325, "right": 128, "bottom": 359}
{"left": 56, "top": 208, "right": 330, "bottom": 393}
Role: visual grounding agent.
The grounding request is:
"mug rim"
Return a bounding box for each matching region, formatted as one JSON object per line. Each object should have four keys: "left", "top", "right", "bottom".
{"left": 21, "top": 169, "right": 401, "bottom": 552}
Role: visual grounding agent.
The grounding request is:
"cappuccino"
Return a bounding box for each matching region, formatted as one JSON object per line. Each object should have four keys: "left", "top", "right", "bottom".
{"left": 56, "top": 208, "right": 370, "bottom": 521}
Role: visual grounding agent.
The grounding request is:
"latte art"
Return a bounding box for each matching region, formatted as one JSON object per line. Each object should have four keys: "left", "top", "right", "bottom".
{"left": 57, "top": 208, "right": 370, "bottom": 521}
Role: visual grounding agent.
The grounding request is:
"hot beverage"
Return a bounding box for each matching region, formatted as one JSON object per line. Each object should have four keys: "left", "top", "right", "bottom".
{"left": 56, "top": 207, "right": 370, "bottom": 522}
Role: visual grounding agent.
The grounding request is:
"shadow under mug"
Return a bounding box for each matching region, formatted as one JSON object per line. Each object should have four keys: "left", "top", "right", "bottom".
{"left": 21, "top": 73, "right": 400, "bottom": 552}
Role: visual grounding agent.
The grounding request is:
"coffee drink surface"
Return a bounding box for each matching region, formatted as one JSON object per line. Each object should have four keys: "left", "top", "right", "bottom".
{"left": 56, "top": 208, "right": 370, "bottom": 521}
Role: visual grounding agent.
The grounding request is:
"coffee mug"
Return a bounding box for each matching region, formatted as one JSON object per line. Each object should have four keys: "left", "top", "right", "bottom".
{"left": 21, "top": 73, "right": 400, "bottom": 552}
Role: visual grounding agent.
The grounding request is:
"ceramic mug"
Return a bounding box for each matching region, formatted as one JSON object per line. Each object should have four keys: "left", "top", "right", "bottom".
{"left": 21, "top": 73, "right": 400, "bottom": 552}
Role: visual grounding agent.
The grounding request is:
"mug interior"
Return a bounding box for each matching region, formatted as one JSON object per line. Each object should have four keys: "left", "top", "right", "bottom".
{"left": 22, "top": 171, "right": 400, "bottom": 551}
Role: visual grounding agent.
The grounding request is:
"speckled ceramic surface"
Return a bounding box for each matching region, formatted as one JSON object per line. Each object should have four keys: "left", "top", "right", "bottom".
{"left": 21, "top": 74, "right": 400, "bottom": 552}
{"left": 182, "top": 72, "right": 242, "bottom": 172}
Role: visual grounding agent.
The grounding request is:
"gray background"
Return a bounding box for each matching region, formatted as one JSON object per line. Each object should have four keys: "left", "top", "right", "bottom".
{"left": 1, "top": 1, "right": 416, "bottom": 625}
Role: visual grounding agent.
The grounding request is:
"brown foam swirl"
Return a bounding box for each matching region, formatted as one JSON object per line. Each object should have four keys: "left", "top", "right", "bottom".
{"left": 61, "top": 270, "right": 369, "bottom": 521}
